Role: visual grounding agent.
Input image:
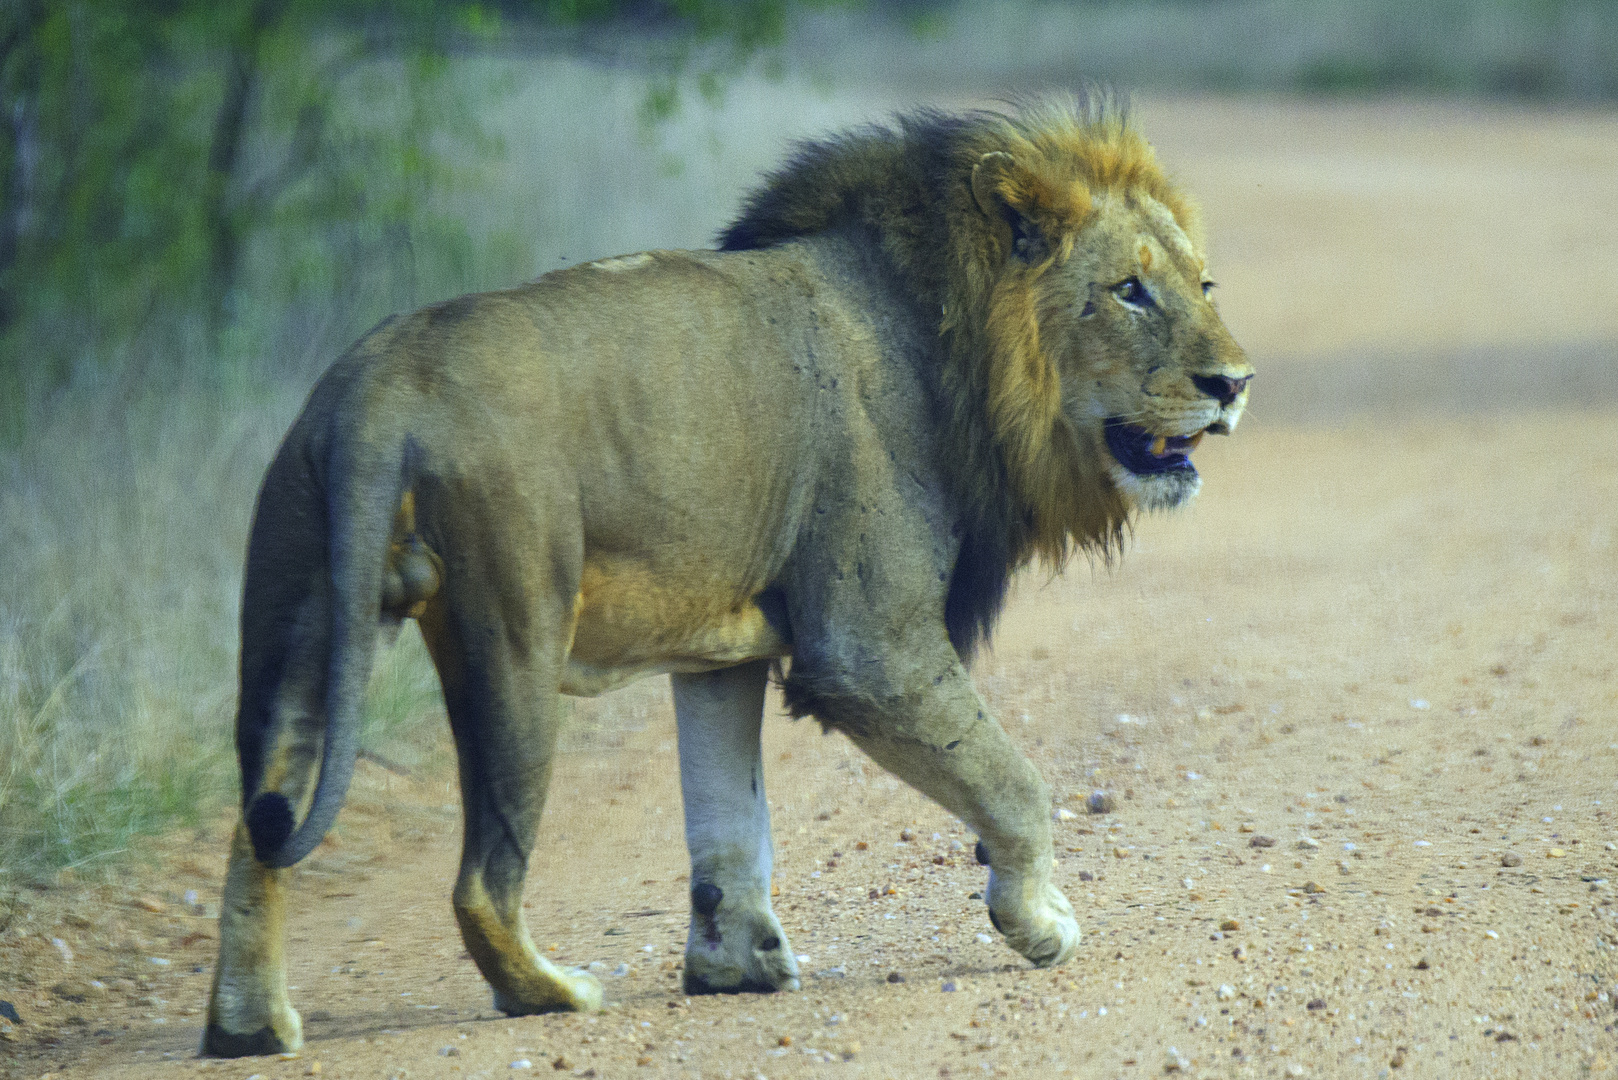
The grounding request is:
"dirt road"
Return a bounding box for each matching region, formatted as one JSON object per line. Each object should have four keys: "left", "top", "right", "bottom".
{"left": 4, "top": 95, "right": 1618, "bottom": 1079}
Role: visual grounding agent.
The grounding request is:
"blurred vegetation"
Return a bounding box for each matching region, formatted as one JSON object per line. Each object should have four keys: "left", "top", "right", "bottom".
{"left": 2, "top": 0, "right": 1615, "bottom": 881}
{"left": 797, "top": 0, "right": 1618, "bottom": 103}
{"left": 0, "top": 0, "right": 835, "bottom": 432}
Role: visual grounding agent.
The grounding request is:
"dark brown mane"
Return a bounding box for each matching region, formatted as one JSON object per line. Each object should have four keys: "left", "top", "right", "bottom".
{"left": 720, "top": 94, "right": 1197, "bottom": 657}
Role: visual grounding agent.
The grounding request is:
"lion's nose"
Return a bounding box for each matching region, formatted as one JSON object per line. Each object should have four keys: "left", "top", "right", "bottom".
{"left": 1192, "top": 373, "right": 1251, "bottom": 406}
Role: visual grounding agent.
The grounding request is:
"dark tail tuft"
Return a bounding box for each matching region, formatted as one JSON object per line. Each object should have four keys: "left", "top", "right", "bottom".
{"left": 246, "top": 792, "right": 296, "bottom": 863}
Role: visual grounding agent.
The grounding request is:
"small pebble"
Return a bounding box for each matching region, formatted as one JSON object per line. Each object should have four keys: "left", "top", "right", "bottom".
{"left": 1055, "top": 807, "right": 1078, "bottom": 821}
{"left": 941, "top": 981, "right": 957, "bottom": 992}
{"left": 1297, "top": 836, "right": 1319, "bottom": 850}
{"left": 1217, "top": 984, "right": 1236, "bottom": 1001}
{"left": 50, "top": 980, "right": 103, "bottom": 1003}
{"left": 1113, "top": 847, "right": 1129, "bottom": 859}
{"left": 1547, "top": 848, "right": 1566, "bottom": 859}
{"left": 1220, "top": 919, "right": 1242, "bottom": 932}
{"left": 899, "top": 828, "right": 916, "bottom": 842}
{"left": 1302, "top": 881, "right": 1325, "bottom": 894}
{"left": 509, "top": 1060, "right": 531, "bottom": 1070}
{"left": 886, "top": 972, "right": 905, "bottom": 983}
{"left": 1249, "top": 835, "right": 1277, "bottom": 849}
{"left": 135, "top": 896, "right": 166, "bottom": 914}
{"left": 1501, "top": 852, "right": 1523, "bottom": 867}
{"left": 439, "top": 1046, "right": 461, "bottom": 1057}
{"left": 551, "top": 1054, "right": 574, "bottom": 1070}
{"left": 975, "top": 933, "right": 993, "bottom": 945}
{"left": 1086, "top": 791, "right": 1115, "bottom": 814}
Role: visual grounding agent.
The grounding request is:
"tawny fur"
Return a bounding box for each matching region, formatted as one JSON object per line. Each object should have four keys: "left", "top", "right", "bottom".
{"left": 721, "top": 94, "right": 1200, "bottom": 571}
{"left": 206, "top": 94, "right": 1251, "bottom": 1058}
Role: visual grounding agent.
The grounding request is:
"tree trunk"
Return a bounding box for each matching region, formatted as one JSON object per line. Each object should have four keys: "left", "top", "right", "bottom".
{"left": 0, "top": 0, "right": 47, "bottom": 337}
{"left": 202, "top": 0, "right": 289, "bottom": 343}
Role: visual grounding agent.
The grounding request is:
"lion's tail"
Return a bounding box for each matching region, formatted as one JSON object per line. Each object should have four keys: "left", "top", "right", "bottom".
{"left": 244, "top": 421, "right": 426, "bottom": 869}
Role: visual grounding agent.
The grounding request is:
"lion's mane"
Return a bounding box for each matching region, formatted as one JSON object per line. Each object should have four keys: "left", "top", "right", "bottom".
{"left": 719, "top": 94, "right": 1201, "bottom": 656}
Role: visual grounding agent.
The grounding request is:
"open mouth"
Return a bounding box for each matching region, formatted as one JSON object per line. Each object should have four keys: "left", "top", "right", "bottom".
{"left": 1103, "top": 420, "right": 1205, "bottom": 476}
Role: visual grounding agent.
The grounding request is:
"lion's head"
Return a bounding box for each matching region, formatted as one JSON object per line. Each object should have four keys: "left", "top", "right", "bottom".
{"left": 943, "top": 100, "right": 1250, "bottom": 551}
{"left": 720, "top": 94, "right": 1251, "bottom": 647}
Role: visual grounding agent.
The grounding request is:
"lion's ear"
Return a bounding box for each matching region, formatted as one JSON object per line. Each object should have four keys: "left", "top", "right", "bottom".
{"left": 971, "top": 152, "right": 1088, "bottom": 265}
{"left": 970, "top": 152, "right": 1018, "bottom": 220}
{"left": 972, "top": 153, "right": 1046, "bottom": 263}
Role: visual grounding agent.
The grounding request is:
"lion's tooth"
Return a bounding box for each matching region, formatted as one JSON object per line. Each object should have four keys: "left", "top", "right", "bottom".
{"left": 1187, "top": 431, "right": 1205, "bottom": 451}
{"left": 1150, "top": 436, "right": 1167, "bottom": 456}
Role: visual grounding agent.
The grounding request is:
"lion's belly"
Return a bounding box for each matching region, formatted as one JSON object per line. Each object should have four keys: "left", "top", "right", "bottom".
{"left": 560, "top": 561, "right": 788, "bottom": 697}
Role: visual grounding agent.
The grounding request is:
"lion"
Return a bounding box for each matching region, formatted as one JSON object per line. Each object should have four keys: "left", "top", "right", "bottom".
{"left": 204, "top": 94, "right": 1250, "bottom": 1056}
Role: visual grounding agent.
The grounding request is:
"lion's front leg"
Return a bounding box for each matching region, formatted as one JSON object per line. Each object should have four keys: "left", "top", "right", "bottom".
{"left": 840, "top": 672, "right": 1079, "bottom": 970}
{"left": 673, "top": 660, "right": 800, "bottom": 994}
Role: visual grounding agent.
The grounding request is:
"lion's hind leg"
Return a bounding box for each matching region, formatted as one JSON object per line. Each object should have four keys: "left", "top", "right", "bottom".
{"left": 418, "top": 596, "right": 602, "bottom": 1016}
{"left": 203, "top": 825, "right": 305, "bottom": 1056}
{"left": 204, "top": 567, "right": 331, "bottom": 1056}
{"left": 673, "top": 661, "right": 800, "bottom": 995}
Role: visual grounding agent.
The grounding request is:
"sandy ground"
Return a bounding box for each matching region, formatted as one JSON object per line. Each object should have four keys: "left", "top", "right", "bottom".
{"left": 4, "top": 94, "right": 1618, "bottom": 1079}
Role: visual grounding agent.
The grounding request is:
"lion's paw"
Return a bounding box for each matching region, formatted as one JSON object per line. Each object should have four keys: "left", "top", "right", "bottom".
{"left": 682, "top": 883, "right": 800, "bottom": 994}
{"left": 201, "top": 1000, "right": 303, "bottom": 1058}
{"left": 986, "top": 875, "right": 1080, "bottom": 968}
{"left": 492, "top": 964, "right": 603, "bottom": 1016}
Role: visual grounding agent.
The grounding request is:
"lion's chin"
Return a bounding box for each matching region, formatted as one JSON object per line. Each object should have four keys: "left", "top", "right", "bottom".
{"left": 1107, "top": 462, "right": 1203, "bottom": 512}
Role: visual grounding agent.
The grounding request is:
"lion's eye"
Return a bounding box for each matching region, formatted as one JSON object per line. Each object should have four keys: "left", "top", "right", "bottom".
{"left": 1201, "top": 281, "right": 1217, "bottom": 298}
{"left": 1112, "top": 277, "right": 1154, "bottom": 310}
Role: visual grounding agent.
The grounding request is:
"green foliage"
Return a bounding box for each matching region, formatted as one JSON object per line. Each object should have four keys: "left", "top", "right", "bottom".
{"left": 0, "top": 1, "right": 833, "bottom": 417}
